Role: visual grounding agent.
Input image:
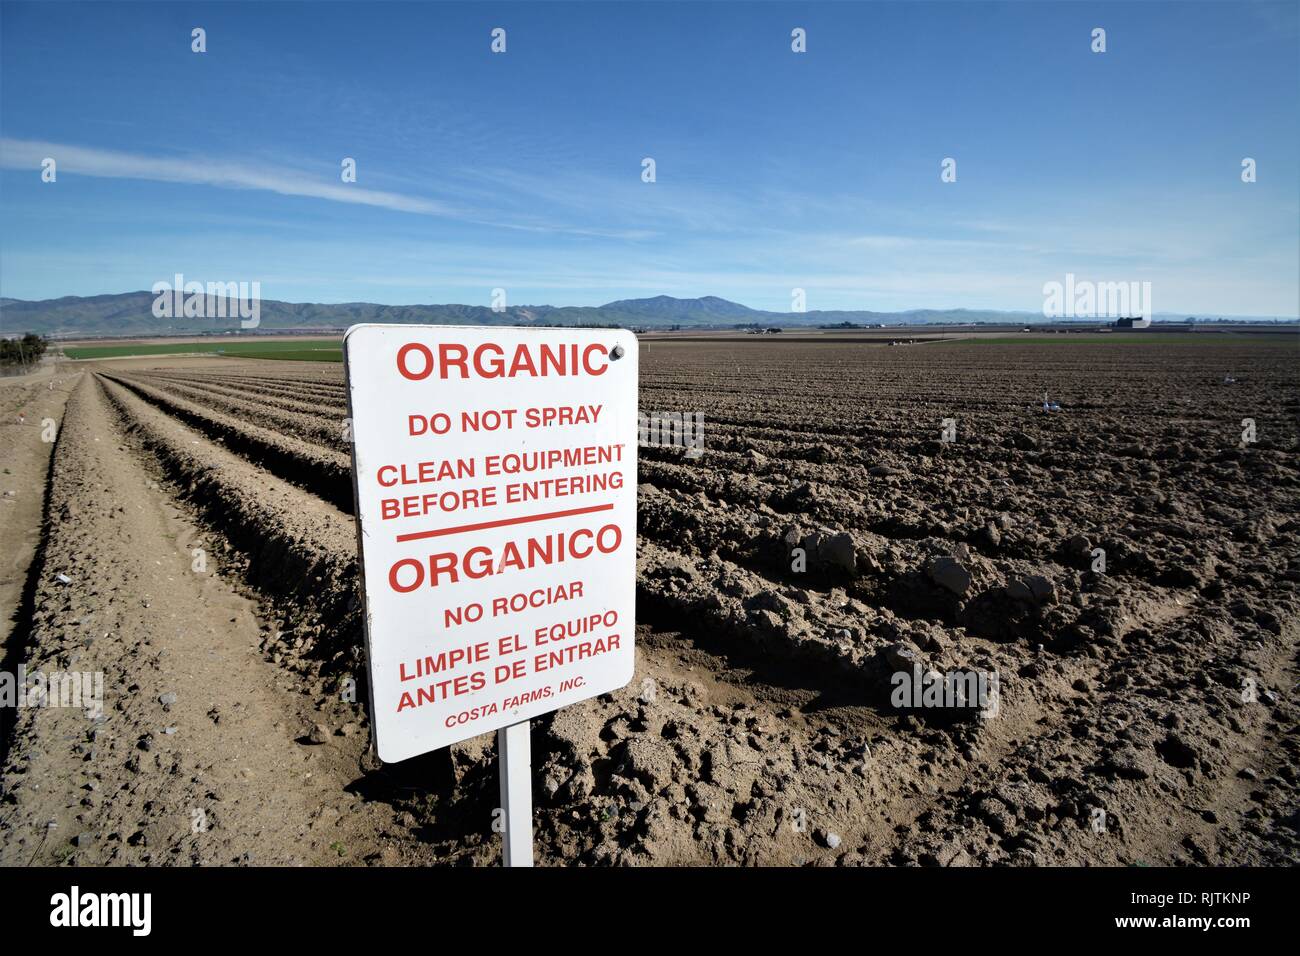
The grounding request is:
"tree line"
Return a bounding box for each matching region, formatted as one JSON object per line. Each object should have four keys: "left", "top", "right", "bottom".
{"left": 0, "top": 334, "right": 49, "bottom": 368}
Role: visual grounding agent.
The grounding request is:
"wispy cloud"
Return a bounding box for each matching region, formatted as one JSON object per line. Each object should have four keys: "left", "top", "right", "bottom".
{"left": 0, "top": 138, "right": 656, "bottom": 240}
{"left": 0, "top": 137, "right": 463, "bottom": 216}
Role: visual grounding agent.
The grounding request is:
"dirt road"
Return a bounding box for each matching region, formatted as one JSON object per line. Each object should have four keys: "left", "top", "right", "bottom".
{"left": 0, "top": 367, "right": 75, "bottom": 656}
{"left": 0, "top": 375, "right": 428, "bottom": 865}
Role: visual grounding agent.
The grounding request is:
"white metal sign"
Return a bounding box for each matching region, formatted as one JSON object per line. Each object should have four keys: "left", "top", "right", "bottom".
{"left": 343, "top": 324, "right": 638, "bottom": 764}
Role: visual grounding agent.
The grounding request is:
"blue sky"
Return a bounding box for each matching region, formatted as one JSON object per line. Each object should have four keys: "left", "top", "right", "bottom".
{"left": 1, "top": 0, "right": 1297, "bottom": 315}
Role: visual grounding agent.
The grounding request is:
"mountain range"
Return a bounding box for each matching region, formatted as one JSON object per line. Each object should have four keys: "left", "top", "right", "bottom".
{"left": 0, "top": 291, "right": 1275, "bottom": 338}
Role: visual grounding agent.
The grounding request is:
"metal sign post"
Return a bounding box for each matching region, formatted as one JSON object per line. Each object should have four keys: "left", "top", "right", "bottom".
{"left": 497, "top": 720, "right": 533, "bottom": 867}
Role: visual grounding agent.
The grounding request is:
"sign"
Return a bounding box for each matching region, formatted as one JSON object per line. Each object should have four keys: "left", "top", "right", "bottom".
{"left": 343, "top": 324, "right": 638, "bottom": 763}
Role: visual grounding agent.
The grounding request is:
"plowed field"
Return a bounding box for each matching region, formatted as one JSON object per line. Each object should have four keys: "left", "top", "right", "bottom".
{"left": 2, "top": 335, "right": 1296, "bottom": 866}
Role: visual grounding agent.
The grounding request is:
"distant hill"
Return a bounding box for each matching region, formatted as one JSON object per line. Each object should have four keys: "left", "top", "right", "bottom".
{"left": 0, "top": 291, "right": 1284, "bottom": 338}
{"left": 599, "top": 295, "right": 763, "bottom": 322}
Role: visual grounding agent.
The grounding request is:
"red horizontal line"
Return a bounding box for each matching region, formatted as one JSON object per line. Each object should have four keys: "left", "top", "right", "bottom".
{"left": 394, "top": 503, "right": 615, "bottom": 543}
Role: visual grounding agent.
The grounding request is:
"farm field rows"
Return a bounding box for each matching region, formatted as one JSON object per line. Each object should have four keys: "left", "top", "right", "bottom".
{"left": 2, "top": 337, "right": 1297, "bottom": 866}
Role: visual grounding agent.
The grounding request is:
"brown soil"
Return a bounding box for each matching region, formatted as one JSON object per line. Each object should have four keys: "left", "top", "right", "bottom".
{"left": 0, "top": 368, "right": 77, "bottom": 657}
{"left": 1, "top": 338, "right": 1296, "bottom": 867}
